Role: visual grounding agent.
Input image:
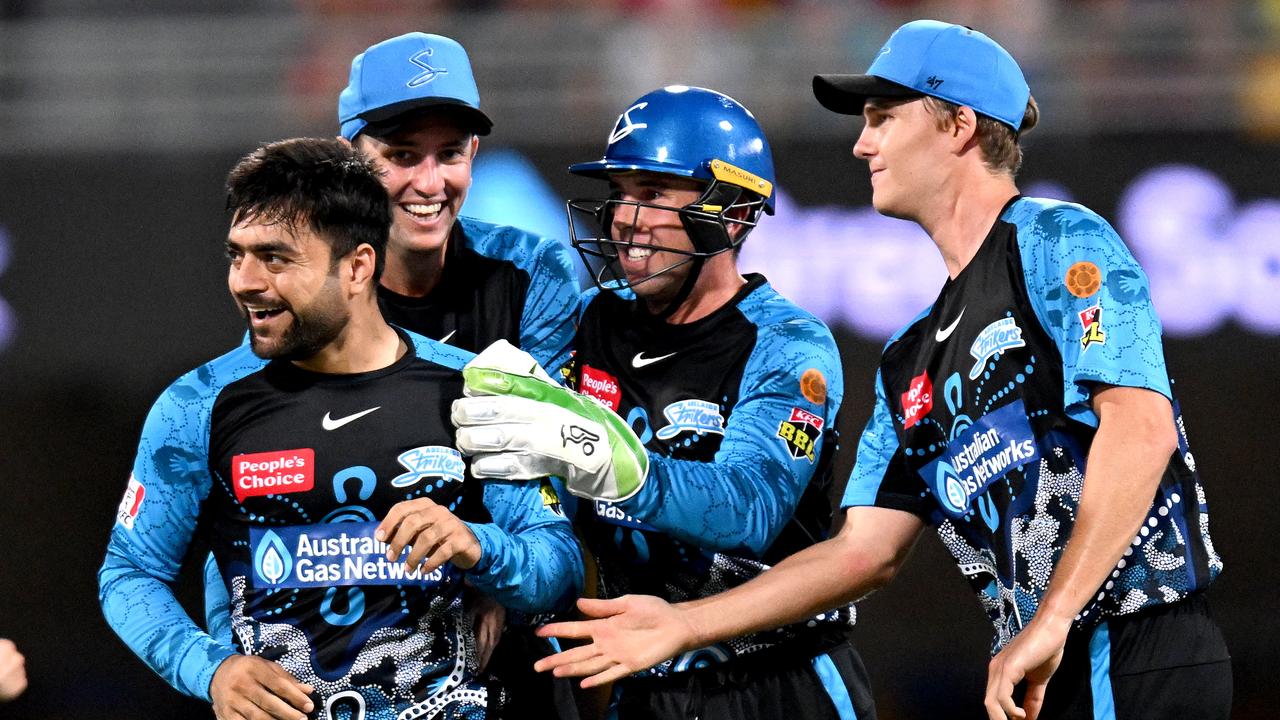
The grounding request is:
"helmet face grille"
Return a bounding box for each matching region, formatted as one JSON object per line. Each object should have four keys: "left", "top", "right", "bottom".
{"left": 565, "top": 182, "right": 766, "bottom": 296}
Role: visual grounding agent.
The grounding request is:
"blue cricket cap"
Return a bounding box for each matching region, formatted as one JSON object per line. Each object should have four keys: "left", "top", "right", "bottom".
{"left": 813, "top": 20, "right": 1030, "bottom": 130}
{"left": 338, "top": 32, "right": 493, "bottom": 141}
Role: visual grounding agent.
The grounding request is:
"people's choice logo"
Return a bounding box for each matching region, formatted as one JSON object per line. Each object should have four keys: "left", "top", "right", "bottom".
{"left": 232, "top": 449, "right": 315, "bottom": 501}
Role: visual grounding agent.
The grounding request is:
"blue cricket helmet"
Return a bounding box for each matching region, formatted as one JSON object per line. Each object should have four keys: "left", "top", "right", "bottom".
{"left": 570, "top": 85, "right": 776, "bottom": 214}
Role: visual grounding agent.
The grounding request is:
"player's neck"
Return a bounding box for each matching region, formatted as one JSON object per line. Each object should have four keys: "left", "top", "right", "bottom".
{"left": 293, "top": 298, "right": 406, "bottom": 374}
{"left": 380, "top": 241, "right": 448, "bottom": 297}
{"left": 918, "top": 172, "right": 1019, "bottom": 279}
{"left": 658, "top": 257, "right": 747, "bottom": 325}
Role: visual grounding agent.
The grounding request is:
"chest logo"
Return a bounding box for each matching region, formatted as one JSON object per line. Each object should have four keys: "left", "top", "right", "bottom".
{"left": 632, "top": 351, "right": 677, "bottom": 368}
{"left": 322, "top": 406, "right": 381, "bottom": 431}
{"left": 655, "top": 399, "right": 725, "bottom": 440}
{"left": 232, "top": 448, "right": 315, "bottom": 501}
{"left": 777, "top": 407, "right": 824, "bottom": 463}
{"left": 901, "top": 372, "right": 933, "bottom": 429}
{"left": 935, "top": 307, "right": 966, "bottom": 342}
{"left": 391, "top": 446, "right": 466, "bottom": 488}
{"left": 918, "top": 400, "right": 1040, "bottom": 519}
{"left": 579, "top": 365, "right": 622, "bottom": 411}
{"left": 968, "top": 317, "right": 1026, "bottom": 380}
{"left": 251, "top": 522, "right": 457, "bottom": 589}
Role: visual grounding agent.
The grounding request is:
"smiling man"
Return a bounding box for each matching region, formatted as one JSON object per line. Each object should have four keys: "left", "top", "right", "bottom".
{"left": 452, "top": 86, "right": 874, "bottom": 720}
{"left": 201, "top": 33, "right": 584, "bottom": 718}
{"left": 526, "top": 20, "right": 1230, "bottom": 720}
{"left": 339, "top": 32, "right": 578, "bottom": 372}
{"left": 98, "top": 138, "right": 580, "bottom": 720}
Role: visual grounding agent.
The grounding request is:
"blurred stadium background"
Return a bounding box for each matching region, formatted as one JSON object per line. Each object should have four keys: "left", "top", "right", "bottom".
{"left": 1, "top": 0, "right": 1277, "bottom": 717}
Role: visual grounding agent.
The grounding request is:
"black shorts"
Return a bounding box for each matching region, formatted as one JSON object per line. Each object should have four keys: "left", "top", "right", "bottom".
{"left": 1037, "top": 592, "right": 1231, "bottom": 720}
{"left": 487, "top": 627, "right": 580, "bottom": 720}
{"left": 613, "top": 638, "right": 876, "bottom": 720}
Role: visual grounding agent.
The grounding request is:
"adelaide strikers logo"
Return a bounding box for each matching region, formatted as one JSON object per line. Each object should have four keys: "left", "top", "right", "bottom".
{"left": 608, "top": 102, "right": 648, "bottom": 144}
{"left": 390, "top": 446, "right": 465, "bottom": 488}
{"left": 407, "top": 49, "right": 447, "bottom": 87}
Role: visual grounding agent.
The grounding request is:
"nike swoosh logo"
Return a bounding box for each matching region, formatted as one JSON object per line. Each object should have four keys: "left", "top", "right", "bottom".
{"left": 322, "top": 406, "right": 381, "bottom": 431}
{"left": 438, "top": 330, "right": 456, "bottom": 344}
{"left": 632, "top": 351, "right": 677, "bottom": 368}
{"left": 935, "top": 307, "right": 966, "bottom": 342}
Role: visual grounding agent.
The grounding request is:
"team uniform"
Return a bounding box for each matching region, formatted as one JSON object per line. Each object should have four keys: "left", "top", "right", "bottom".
{"left": 99, "top": 329, "right": 582, "bottom": 719}
{"left": 202, "top": 215, "right": 582, "bottom": 717}
{"left": 566, "top": 274, "right": 875, "bottom": 720}
{"left": 842, "top": 197, "right": 1229, "bottom": 717}
{"left": 377, "top": 216, "right": 580, "bottom": 373}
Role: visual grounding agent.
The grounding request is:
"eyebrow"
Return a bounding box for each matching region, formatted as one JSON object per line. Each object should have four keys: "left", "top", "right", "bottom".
{"left": 225, "top": 238, "right": 294, "bottom": 255}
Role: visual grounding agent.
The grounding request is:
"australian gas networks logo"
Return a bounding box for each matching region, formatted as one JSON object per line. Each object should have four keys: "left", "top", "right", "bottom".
{"left": 919, "top": 401, "right": 1040, "bottom": 519}
{"left": 251, "top": 522, "right": 454, "bottom": 589}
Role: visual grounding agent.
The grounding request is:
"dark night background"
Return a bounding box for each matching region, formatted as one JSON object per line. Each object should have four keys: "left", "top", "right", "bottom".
{"left": 0, "top": 132, "right": 1276, "bottom": 718}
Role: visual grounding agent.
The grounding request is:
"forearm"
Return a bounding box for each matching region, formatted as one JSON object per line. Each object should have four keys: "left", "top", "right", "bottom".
{"left": 1035, "top": 396, "right": 1175, "bottom": 625}
{"left": 99, "top": 548, "right": 236, "bottom": 701}
{"left": 466, "top": 520, "right": 583, "bottom": 613}
{"left": 620, "top": 454, "right": 798, "bottom": 556}
{"left": 677, "top": 533, "right": 885, "bottom": 649}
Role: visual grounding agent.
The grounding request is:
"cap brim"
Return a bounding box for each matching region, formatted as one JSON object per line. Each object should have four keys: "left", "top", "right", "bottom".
{"left": 358, "top": 99, "right": 493, "bottom": 137}
{"left": 812, "top": 74, "right": 922, "bottom": 115}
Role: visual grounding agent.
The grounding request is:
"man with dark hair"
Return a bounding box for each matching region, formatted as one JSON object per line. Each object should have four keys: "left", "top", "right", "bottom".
{"left": 527, "top": 20, "right": 1230, "bottom": 720}
{"left": 452, "top": 86, "right": 874, "bottom": 720}
{"left": 99, "top": 137, "right": 581, "bottom": 720}
{"left": 202, "top": 33, "right": 584, "bottom": 717}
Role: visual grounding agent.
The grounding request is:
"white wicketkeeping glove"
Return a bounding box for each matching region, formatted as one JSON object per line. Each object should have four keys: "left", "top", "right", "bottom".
{"left": 452, "top": 340, "right": 649, "bottom": 502}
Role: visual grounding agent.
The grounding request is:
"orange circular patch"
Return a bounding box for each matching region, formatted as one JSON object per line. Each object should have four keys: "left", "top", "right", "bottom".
{"left": 1065, "top": 261, "right": 1102, "bottom": 298}
{"left": 800, "top": 368, "right": 828, "bottom": 404}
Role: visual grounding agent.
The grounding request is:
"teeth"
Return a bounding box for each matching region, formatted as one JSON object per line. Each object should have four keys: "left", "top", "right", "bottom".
{"left": 404, "top": 202, "right": 442, "bottom": 218}
{"left": 626, "top": 246, "right": 653, "bottom": 260}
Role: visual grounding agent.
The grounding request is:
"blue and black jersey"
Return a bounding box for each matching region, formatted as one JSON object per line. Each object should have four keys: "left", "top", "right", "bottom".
{"left": 842, "top": 197, "right": 1222, "bottom": 652}
{"left": 566, "top": 274, "right": 852, "bottom": 675}
{"left": 377, "top": 217, "right": 579, "bottom": 373}
{"left": 99, "top": 328, "right": 582, "bottom": 718}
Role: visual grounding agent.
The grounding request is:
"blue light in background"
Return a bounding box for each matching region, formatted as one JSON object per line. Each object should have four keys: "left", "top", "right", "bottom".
{"left": 456, "top": 149, "right": 1280, "bottom": 339}
{"left": 0, "top": 226, "right": 13, "bottom": 352}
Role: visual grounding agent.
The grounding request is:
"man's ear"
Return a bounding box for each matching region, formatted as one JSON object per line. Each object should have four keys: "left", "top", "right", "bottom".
{"left": 952, "top": 106, "right": 980, "bottom": 153}
{"left": 345, "top": 243, "right": 378, "bottom": 292}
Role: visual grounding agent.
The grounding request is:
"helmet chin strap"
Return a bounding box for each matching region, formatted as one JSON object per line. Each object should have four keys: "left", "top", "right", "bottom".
{"left": 645, "top": 255, "right": 706, "bottom": 321}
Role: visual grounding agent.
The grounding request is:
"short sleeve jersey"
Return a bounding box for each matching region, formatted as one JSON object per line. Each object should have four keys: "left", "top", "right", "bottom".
{"left": 99, "top": 329, "right": 580, "bottom": 716}
{"left": 376, "top": 216, "right": 579, "bottom": 372}
{"left": 567, "top": 274, "right": 851, "bottom": 674}
{"left": 842, "top": 197, "right": 1222, "bottom": 652}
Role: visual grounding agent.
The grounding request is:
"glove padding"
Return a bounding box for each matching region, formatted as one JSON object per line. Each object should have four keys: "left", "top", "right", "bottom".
{"left": 452, "top": 340, "right": 649, "bottom": 502}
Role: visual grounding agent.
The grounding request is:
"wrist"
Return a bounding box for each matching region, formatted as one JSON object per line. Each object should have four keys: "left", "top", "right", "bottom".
{"left": 678, "top": 601, "right": 719, "bottom": 651}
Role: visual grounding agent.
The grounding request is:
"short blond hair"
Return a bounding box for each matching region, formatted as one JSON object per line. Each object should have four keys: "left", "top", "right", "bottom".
{"left": 921, "top": 95, "right": 1039, "bottom": 175}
